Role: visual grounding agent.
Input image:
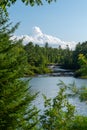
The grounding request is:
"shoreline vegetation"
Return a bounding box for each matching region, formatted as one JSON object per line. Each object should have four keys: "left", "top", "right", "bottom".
{"left": 24, "top": 41, "right": 87, "bottom": 79}
{"left": 24, "top": 64, "right": 74, "bottom": 77}
{"left": 24, "top": 63, "right": 87, "bottom": 79}
{"left": 0, "top": 7, "right": 87, "bottom": 129}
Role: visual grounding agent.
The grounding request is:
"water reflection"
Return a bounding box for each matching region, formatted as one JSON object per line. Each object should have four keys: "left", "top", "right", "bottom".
{"left": 30, "top": 76, "right": 87, "bottom": 116}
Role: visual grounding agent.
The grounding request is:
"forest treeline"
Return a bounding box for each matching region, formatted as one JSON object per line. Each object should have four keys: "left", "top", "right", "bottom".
{"left": 24, "top": 40, "right": 87, "bottom": 78}
{"left": 0, "top": 7, "right": 87, "bottom": 130}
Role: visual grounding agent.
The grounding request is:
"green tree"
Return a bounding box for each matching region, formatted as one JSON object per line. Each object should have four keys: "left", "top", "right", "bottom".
{"left": 62, "top": 45, "right": 73, "bottom": 69}
{"left": 76, "top": 53, "right": 87, "bottom": 78}
{"left": 72, "top": 41, "right": 87, "bottom": 70}
{"left": 40, "top": 81, "right": 75, "bottom": 130}
{"left": 24, "top": 42, "right": 35, "bottom": 66}
{"left": 0, "top": 0, "right": 55, "bottom": 10}
{"left": 0, "top": 8, "right": 39, "bottom": 130}
{"left": 40, "top": 81, "right": 87, "bottom": 130}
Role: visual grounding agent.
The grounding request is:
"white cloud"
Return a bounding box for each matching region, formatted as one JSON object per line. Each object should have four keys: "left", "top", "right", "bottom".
{"left": 12, "top": 26, "right": 77, "bottom": 49}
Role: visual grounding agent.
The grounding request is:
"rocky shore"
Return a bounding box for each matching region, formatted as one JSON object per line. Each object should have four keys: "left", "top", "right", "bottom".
{"left": 48, "top": 64, "right": 74, "bottom": 77}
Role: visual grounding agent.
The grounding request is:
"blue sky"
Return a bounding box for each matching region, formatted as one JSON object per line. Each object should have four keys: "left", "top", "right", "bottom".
{"left": 8, "top": 0, "right": 87, "bottom": 49}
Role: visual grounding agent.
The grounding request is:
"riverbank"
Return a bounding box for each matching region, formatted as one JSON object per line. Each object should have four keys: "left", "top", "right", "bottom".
{"left": 48, "top": 64, "right": 74, "bottom": 77}
{"left": 25, "top": 64, "right": 87, "bottom": 79}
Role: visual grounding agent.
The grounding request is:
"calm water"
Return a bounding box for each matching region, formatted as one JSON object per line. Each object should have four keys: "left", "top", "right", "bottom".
{"left": 29, "top": 76, "right": 87, "bottom": 116}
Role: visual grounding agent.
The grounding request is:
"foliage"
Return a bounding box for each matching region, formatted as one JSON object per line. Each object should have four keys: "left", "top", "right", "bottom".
{"left": 0, "top": 0, "right": 87, "bottom": 129}
{"left": 75, "top": 54, "right": 87, "bottom": 78}
{"left": 71, "top": 116, "right": 87, "bottom": 130}
{"left": 39, "top": 81, "right": 87, "bottom": 130}
{"left": 67, "top": 81, "right": 79, "bottom": 97}
{"left": 40, "top": 81, "right": 75, "bottom": 130}
{"left": 68, "top": 82, "right": 87, "bottom": 102}
{"left": 24, "top": 41, "right": 87, "bottom": 77}
{"left": 73, "top": 42, "right": 87, "bottom": 70}
{"left": 0, "top": 8, "right": 39, "bottom": 130}
{"left": 79, "top": 86, "right": 87, "bottom": 101}
{"left": 24, "top": 42, "right": 73, "bottom": 75}
{"left": 24, "top": 42, "right": 51, "bottom": 75}
{"left": 0, "top": 0, "right": 56, "bottom": 11}
{"left": 62, "top": 45, "right": 73, "bottom": 69}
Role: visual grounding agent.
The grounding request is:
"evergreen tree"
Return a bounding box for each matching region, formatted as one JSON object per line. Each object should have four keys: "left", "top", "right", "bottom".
{"left": 0, "top": 8, "right": 39, "bottom": 130}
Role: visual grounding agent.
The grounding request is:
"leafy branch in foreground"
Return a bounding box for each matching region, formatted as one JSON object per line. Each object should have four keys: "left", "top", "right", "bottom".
{"left": 0, "top": 0, "right": 56, "bottom": 11}
{"left": 40, "top": 80, "right": 75, "bottom": 130}
{"left": 68, "top": 82, "right": 87, "bottom": 102}
{"left": 39, "top": 80, "right": 87, "bottom": 130}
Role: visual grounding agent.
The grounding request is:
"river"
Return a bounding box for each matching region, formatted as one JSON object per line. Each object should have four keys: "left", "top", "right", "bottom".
{"left": 29, "top": 66, "right": 87, "bottom": 116}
